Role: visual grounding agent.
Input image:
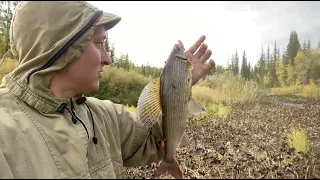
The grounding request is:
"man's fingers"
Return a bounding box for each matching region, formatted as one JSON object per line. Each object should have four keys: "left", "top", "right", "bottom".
{"left": 194, "top": 43, "right": 208, "bottom": 59}
{"left": 199, "top": 49, "right": 212, "bottom": 64}
{"left": 184, "top": 35, "right": 206, "bottom": 57}
{"left": 203, "top": 59, "right": 215, "bottom": 70}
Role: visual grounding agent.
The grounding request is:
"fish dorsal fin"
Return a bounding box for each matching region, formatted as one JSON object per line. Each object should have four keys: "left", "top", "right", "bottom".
{"left": 187, "top": 98, "right": 206, "bottom": 115}
{"left": 136, "top": 78, "right": 162, "bottom": 128}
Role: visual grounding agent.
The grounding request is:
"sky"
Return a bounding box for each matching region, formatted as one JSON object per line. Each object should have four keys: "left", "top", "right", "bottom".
{"left": 90, "top": 1, "right": 320, "bottom": 68}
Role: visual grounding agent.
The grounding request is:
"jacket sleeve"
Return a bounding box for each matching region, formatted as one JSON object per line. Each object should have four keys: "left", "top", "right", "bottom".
{"left": 0, "top": 148, "right": 14, "bottom": 178}
{"left": 112, "top": 103, "right": 164, "bottom": 167}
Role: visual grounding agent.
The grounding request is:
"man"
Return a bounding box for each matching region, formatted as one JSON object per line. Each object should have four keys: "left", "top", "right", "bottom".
{"left": 0, "top": 1, "right": 215, "bottom": 178}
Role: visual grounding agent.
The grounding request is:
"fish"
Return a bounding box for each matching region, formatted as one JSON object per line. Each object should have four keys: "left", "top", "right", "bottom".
{"left": 136, "top": 43, "right": 206, "bottom": 178}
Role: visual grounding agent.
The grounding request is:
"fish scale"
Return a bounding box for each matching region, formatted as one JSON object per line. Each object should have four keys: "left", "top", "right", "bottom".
{"left": 136, "top": 43, "right": 206, "bottom": 179}
{"left": 160, "top": 50, "right": 192, "bottom": 162}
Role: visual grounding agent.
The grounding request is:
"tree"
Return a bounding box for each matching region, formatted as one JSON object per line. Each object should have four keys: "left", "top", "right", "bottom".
{"left": 286, "top": 30, "right": 301, "bottom": 66}
{"left": 257, "top": 46, "right": 266, "bottom": 86}
{"left": 281, "top": 48, "right": 288, "bottom": 86}
{"left": 231, "top": 50, "right": 239, "bottom": 75}
{"left": 295, "top": 50, "right": 310, "bottom": 85}
{"left": 240, "top": 50, "right": 247, "bottom": 79}
{"left": 302, "top": 40, "right": 307, "bottom": 54}
{"left": 247, "top": 62, "right": 251, "bottom": 80}
{"left": 0, "top": 1, "right": 19, "bottom": 52}
{"left": 307, "top": 40, "right": 311, "bottom": 49}
{"left": 104, "top": 37, "right": 116, "bottom": 63}
{"left": 270, "top": 41, "right": 279, "bottom": 87}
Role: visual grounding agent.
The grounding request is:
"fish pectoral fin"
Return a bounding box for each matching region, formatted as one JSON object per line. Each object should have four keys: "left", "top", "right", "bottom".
{"left": 187, "top": 97, "right": 206, "bottom": 115}
{"left": 177, "top": 132, "right": 190, "bottom": 148}
{"left": 136, "top": 78, "right": 162, "bottom": 128}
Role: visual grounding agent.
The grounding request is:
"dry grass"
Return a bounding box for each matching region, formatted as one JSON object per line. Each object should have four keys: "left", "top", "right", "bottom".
{"left": 271, "top": 81, "right": 320, "bottom": 99}
{"left": 193, "top": 71, "right": 267, "bottom": 105}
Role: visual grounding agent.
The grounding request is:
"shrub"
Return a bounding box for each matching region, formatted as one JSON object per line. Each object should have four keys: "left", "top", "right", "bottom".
{"left": 287, "top": 128, "right": 309, "bottom": 154}
{"left": 196, "top": 71, "right": 267, "bottom": 104}
{"left": 88, "top": 66, "right": 152, "bottom": 106}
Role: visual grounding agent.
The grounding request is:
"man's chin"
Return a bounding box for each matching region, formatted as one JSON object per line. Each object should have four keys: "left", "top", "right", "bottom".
{"left": 82, "top": 82, "right": 100, "bottom": 95}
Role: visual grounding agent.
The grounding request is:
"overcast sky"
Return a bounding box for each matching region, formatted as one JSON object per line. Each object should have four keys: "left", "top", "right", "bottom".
{"left": 90, "top": 1, "right": 320, "bottom": 68}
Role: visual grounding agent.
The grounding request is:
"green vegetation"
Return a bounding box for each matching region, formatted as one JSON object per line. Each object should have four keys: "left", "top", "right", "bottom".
{"left": 196, "top": 72, "right": 267, "bottom": 104}
{"left": 88, "top": 66, "right": 151, "bottom": 106}
{"left": 207, "top": 103, "right": 232, "bottom": 119}
{"left": 287, "top": 128, "right": 309, "bottom": 154}
{"left": 271, "top": 81, "right": 320, "bottom": 99}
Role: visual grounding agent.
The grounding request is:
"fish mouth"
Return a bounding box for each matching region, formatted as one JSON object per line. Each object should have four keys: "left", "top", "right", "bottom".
{"left": 175, "top": 53, "right": 188, "bottom": 61}
{"left": 173, "top": 44, "right": 188, "bottom": 60}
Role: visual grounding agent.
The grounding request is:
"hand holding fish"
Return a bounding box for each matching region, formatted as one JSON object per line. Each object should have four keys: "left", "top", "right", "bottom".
{"left": 178, "top": 35, "right": 215, "bottom": 86}
{"left": 136, "top": 36, "right": 210, "bottom": 179}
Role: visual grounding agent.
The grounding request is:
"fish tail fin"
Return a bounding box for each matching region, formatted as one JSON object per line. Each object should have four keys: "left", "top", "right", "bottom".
{"left": 154, "top": 159, "right": 182, "bottom": 179}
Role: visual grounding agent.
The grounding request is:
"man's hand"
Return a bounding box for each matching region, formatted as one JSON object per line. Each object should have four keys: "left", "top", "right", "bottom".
{"left": 177, "top": 35, "right": 215, "bottom": 85}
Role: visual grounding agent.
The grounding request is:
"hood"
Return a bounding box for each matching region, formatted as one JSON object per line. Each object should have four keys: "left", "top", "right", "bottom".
{"left": 1, "top": 1, "right": 121, "bottom": 113}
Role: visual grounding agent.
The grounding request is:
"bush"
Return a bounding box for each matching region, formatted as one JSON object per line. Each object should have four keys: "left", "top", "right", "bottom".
{"left": 270, "top": 86, "right": 302, "bottom": 96}
{"left": 270, "top": 81, "right": 320, "bottom": 99}
{"left": 191, "top": 85, "right": 218, "bottom": 106}
{"left": 88, "top": 66, "right": 152, "bottom": 106}
{"left": 302, "top": 80, "right": 320, "bottom": 99}
{"left": 196, "top": 71, "right": 267, "bottom": 104}
{"left": 287, "top": 128, "right": 309, "bottom": 154}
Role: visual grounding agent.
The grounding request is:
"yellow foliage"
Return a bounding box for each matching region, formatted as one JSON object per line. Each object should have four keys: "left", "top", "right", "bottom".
{"left": 196, "top": 72, "right": 267, "bottom": 104}
{"left": 125, "top": 104, "right": 137, "bottom": 113}
{"left": 271, "top": 80, "right": 320, "bottom": 99}
{"left": 270, "top": 86, "right": 302, "bottom": 96}
{"left": 302, "top": 80, "right": 319, "bottom": 98}
{"left": 287, "top": 128, "right": 309, "bottom": 154}
{"left": 207, "top": 103, "right": 232, "bottom": 119}
{"left": 190, "top": 85, "right": 233, "bottom": 120}
{"left": 192, "top": 85, "right": 219, "bottom": 106}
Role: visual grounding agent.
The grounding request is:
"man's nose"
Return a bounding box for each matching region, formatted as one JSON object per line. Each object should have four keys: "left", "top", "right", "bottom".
{"left": 102, "top": 51, "right": 112, "bottom": 65}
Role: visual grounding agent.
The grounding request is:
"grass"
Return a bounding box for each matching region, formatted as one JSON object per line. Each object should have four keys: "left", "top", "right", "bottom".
{"left": 270, "top": 80, "right": 320, "bottom": 99}
{"left": 196, "top": 71, "right": 267, "bottom": 104}
{"left": 287, "top": 128, "right": 309, "bottom": 154}
{"left": 207, "top": 103, "right": 232, "bottom": 119}
{"left": 192, "top": 85, "right": 219, "bottom": 106}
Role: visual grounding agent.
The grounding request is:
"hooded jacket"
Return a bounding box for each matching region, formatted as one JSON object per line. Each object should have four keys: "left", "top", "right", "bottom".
{"left": 0, "top": 1, "right": 164, "bottom": 178}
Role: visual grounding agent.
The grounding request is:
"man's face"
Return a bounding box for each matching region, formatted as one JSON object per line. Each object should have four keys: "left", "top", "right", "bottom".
{"left": 63, "top": 25, "right": 111, "bottom": 95}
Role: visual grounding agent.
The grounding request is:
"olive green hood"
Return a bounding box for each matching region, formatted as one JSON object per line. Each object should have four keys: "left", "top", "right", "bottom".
{"left": 1, "top": 1, "right": 121, "bottom": 113}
